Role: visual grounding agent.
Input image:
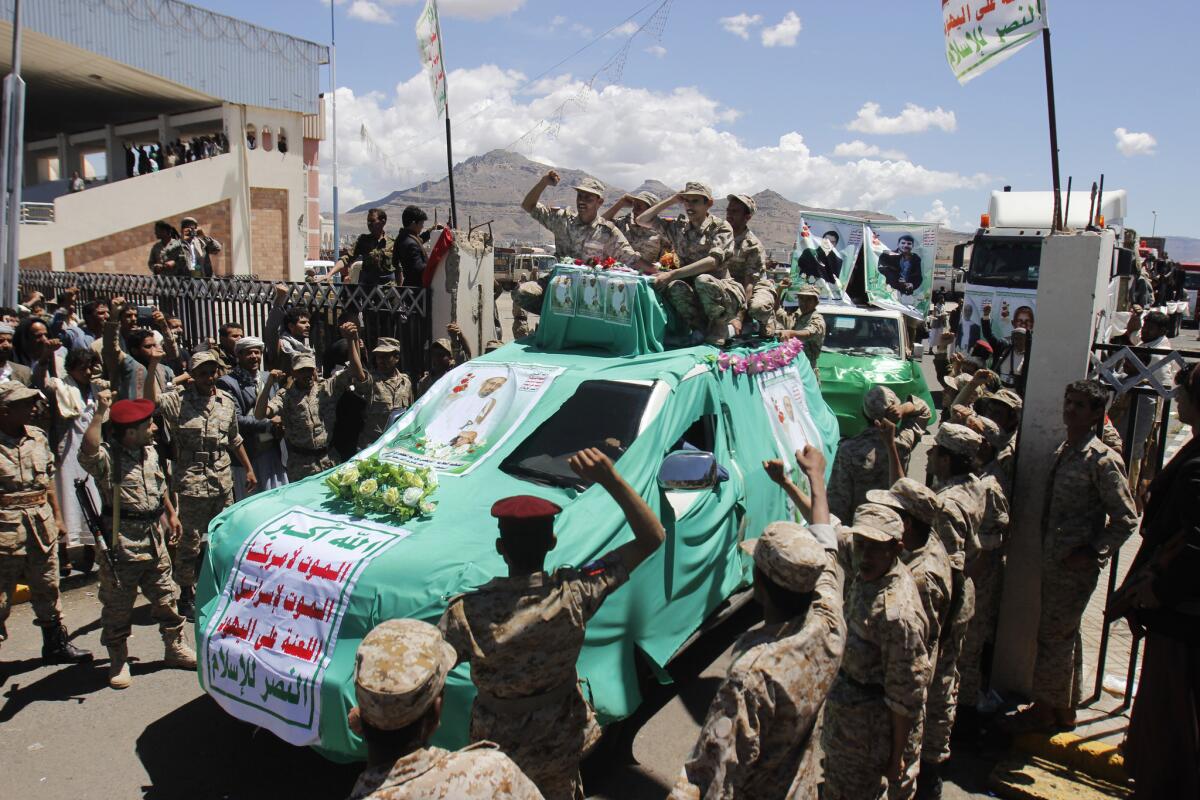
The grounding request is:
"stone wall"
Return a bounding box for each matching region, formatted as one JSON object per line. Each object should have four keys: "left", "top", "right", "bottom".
{"left": 249, "top": 188, "right": 288, "bottom": 282}
{"left": 64, "top": 199, "right": 231, "bottom": 275}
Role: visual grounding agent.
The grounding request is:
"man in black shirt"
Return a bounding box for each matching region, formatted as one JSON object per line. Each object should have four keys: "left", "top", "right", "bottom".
{"left": 393, "top": 205, "right": 443, "bottom": 287}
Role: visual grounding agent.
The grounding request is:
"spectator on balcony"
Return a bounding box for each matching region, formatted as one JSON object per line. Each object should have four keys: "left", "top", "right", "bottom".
{"left": 163, "top": 217, "right": 221, "bottom": 278}
{"left": 69, "top": 172, "right": 85, "bottom": 193}
{"left": 148, "top": 221, "right": 181, "bottom": 275}
{"left": 0, "top": 324, "right": 32, "bottom": 385}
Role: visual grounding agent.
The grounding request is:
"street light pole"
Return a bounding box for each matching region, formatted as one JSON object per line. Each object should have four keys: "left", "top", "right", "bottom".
{"left": 330, "top": 0, "right": 339, "bottom": 258}
{"left": 1151, "top": 210, "right": 1157, "bottom": 237}
{"left": 0, "top": 0, "right": 26, "bottom": 307}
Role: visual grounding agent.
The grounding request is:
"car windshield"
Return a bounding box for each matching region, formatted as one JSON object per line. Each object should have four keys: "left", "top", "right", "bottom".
{"left": 500, "top": 380, "right": 653, "bottom": 489}
{"left": 822, "top": 313, "right": 902, "bottom": 357}
{"left": 968, "top": 238, "right": 1042, "bottom": 289}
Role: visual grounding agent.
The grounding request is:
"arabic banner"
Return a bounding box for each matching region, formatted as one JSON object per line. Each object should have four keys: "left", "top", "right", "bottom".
{"left": 944, "top": 0, "right": 1047, "bottom": 84}
{"left": 415, "top": 0, "right": 448, "bottom": 118}
{"left": 787, "top": 213, "right": 861, "bottom": 305}
{"left": 757, "top": 364, "right": 825, "bottom": 495}
{"left": 200, "top": 509, "right": 409, "bottom": 746}
{"left": 374, "top": 361, "right": 566, "bottom": 475}
{"left": 863, "top": 221, "right": 939, "bottom": 319}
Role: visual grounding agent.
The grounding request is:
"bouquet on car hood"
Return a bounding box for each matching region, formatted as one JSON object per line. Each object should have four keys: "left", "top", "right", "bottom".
{"left": 324, "top": 456, "right": 438, "bottom": 522}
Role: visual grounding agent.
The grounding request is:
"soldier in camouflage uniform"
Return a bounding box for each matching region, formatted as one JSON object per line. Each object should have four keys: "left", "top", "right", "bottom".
{"left": 828, "top": 385, "right": 931, "bottom": 524}
{"left": 256, "top": 331, "right": 357, "bottom": 482}
{"left": 326, "top": 208, "right": 399, "bottom": 288}
{"left": 672, "top": 445, "right": 844, "bottom": 800}
{"left": 602, "top": 190, "right": 664, "bottom": 268}
{"left": 147, "top": 350, "right": 256, "bottom": 621}
{"left": 346, "top": 329, "right": 414, "bottom": 449}
{"left": 1003, "top": 380, "right": 1137, "bottom": 733}
{"left": 438, "top": 448, "right": 664, "bottom": 800}
{"left": 0, "top": 382, "right": 91, "bottom": 664}
{"left": 638, "top": 182, "right": 743, "bottom": 344}
{"left": 723, "top": 193, "right": 776, "bottom": 336}
{"left": 79, "top": 394, "right": 195, "bottom": 689}
{"left": 782, "top": 285, "right": 826, "bottom": 372}
{"left": 822, "top": 503, "right": 931, "bottom": 800}
{"left": 348, "top": 618, "right": 543, "bottom": 800}
{"left": 516, "top": 172, "right": 641, "bottom": 318}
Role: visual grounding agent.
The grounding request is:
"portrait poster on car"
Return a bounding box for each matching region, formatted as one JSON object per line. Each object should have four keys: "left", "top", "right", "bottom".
{"left": 757, "top": 364, "right": 825, "bottom": 492}
{"left": 577, "top": 272, "right": 606, "bottom": 320}
{"left": 788, "top": 212, "right": 861, "bottom": 305}
{"left": 374, "top": 361, "right": 567, "bottom": 475}
{"left": 863, "top": 221, "right": 939, "bottom": 319}
{"left": 957, "top": 287, "right": 1037, "bottom": 353}
{"left": 547, "top": 272, "right": 577, "bottom": 317}
{"left": 199, "top": 508, "right": 409, "bottom": 746}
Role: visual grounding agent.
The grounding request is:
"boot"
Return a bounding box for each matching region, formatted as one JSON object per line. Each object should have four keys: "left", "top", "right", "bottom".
{"left": 163, "top": 631, "right": 197, "bottom": 669}
{"left": 177, "top": 586, "right": 195, "bottom": 623}
{"left": 41, "top": 623, "right": 93, "bottom": 664}
{"left": 107, "top": 643, "right": 132, "bottom": 689}
{"left": 915, "top": 759, "right": 942, "bottom": 800}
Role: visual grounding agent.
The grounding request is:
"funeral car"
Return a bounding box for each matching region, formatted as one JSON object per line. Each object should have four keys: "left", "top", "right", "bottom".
{"left": 195, "top": 265, "right": 841, "bottom": 761}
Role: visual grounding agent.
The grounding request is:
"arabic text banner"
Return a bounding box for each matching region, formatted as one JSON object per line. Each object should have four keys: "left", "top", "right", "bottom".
{"left": 199, "top": 509, "right": 409, "bottom": 746}
{"left": 944, "top": 0, "right": 1047, "bottom": 84}
{"left": 863, "top": 221, "right": 939, "bottom": 319}
{"left": 788, "top": 212, "right": 862, "bottom": 305}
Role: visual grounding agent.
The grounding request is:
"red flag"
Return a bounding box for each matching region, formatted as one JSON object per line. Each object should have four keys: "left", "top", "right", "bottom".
{"left": 422, "top": 227, "right": 454, "bottom": 289}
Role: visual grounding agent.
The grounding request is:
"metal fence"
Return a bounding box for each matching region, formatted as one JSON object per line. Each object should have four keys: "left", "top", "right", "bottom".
{"left": 17, "top": 270, "right": 433, "bottom": 380}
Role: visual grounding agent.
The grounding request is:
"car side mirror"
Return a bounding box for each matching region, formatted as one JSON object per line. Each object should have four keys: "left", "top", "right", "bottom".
{"left": 911, "top": 342, "right": 924, "bottom": 360}
{"left": 658, "top": 450, "right": 718, "bottom": 490}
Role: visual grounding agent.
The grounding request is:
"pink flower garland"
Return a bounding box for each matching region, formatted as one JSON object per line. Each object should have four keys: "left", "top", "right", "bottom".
{"left": 714, "top": 338, "right": 805, "bottom": 374}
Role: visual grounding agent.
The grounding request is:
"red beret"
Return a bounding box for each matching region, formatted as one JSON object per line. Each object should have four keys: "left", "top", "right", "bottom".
{"left": 973, "top": 339, "right": 994, "bottom": 354}
{"left": 490, "top": 495, "right": 562, "bottom": 522}
{"left": 110, "top": 398, "right": 155, "bottom": 426}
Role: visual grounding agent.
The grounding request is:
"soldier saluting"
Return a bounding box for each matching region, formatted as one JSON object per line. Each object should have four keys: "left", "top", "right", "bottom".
{"left": 79, "top": 393, "right": 195, "bottom": 689}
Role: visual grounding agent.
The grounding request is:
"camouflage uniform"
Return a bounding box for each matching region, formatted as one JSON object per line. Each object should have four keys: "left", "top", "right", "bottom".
{"left": 158, "top": 387, "right": 241, "bottom": 588}
{"left": 355, "top": 370, "right": 414, "bottom": 450}
{"left": 822, "top": 558, "right": 930, "bottom": 800}
{"left": 725, "top": 228, "right": 775, "bottom": 334}
{"left": 78, "top": 441, "right": 184, "bottom": 648}
{"left": 1032, "top": 434, "right": 1137, "bottom": 709}
{"left": 828, "top": 391, "right": 931, "bottom": 524}
{"left": 671, "top": 523, "right": 845, "bottom": 799}
{"left": 613, "top": 213, "right": 663, "bottom": 266}
{"left": 516, "top": 205, "right": 638, "bottom": 316}
{"left": 439, "top": 553, "right": 630, "bottom": 800}
{"left": 350, "top": 618, "right": 542, "bottom": 800}
{"left": 265, "top": 370, "right": 353, "bottom": 482}
{"left": 344, "top": 232, "right": 398, "bottom": 287}
{"left": 790, "top": 308, "right": 826, "bottom": 370}
{"left": 0, "top": 425, "right": 64, "bottom": 638}
{"left": 647, "top": 213, "right": 742, "bottom": 332}
{"left": 958, "top": 471, "right": 1010, "bottom": 703}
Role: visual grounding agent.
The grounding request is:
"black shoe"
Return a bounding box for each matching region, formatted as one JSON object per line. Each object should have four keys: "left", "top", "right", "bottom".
{"left": 41, "top": 624, "right": 93, "bottom": 664}
{"left": 915, "top": 760, "right": 942, "bottom": 800}
{"left": 178, "top": 587, "right": 195, "bottom": 623}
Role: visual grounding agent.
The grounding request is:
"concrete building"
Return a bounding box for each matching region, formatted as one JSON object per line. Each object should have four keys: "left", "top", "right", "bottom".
{"left": 2, "top": 0, "right": 328, "bottom": 280}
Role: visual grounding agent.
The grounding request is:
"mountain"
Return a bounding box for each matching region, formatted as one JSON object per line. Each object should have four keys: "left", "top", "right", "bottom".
{"left": 1165, "top": 236, "right": 1200, "bottom": 262}
{"left": 345, "top": 149, "right": 926, "bottom": 258}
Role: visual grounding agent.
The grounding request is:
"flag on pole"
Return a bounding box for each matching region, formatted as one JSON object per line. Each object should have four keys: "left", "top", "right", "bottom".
{"left": 415, "top": 0, "right": 448, "bottom": 118}
{"left": 944, "top": 0, "right": 1047, "bottom": 84}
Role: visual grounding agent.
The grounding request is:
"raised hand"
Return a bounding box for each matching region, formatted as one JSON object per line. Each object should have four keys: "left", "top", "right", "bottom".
{"left": 568, "top": 447, "right": 618, "bottom": 487}
{"left": 762, "top": 458, "right": 789, "bottom": 486}
{"left": 794, "top": 444, "right": 826, "bottom": 476}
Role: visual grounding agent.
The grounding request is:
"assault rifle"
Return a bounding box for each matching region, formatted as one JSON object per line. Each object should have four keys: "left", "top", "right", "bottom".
{"left": 74, "top": 477, "right": 120, "bottom": 586}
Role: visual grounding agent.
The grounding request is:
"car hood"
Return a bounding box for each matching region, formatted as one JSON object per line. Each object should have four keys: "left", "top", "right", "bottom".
{"left": 817, "top": 350, "right": 935, "bottom": 437}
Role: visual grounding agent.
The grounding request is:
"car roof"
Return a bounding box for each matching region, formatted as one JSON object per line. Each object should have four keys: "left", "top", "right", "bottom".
{"left": 816, "top": 304, "right": 904, "bottom": 321}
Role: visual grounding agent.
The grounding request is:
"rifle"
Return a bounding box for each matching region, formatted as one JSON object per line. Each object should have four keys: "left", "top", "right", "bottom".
{"left": 74, "top": 477, "right": 121, "bottom": 586}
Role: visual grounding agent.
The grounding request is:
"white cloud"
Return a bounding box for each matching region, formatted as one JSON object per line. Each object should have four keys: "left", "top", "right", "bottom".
{"left": 645, "top": 44, "right": 667, "bottom": 58}
{"left": 607, "top": 20, "right": 639, "bottom": 37}
{"left": 347, "top": 0, "right": 394, "bottom": 24}
{"left": 570, "top": 22, "right": 593, "bottom": 37}
{"left": 719, "top": 13, "right": 762, "bottom": 40}
{"left": 321, "top": 66, "right": 989, "bottom": 216}
{"left": 921, "top": 199, "right": 961, "bottom": 228}
{"left": 832, "top": 140, "right": 907, "bottom": 160}
{"left": 549, "top": 15, "right": 565, "bottom": 27}
{"left": 1114, "top": 127, "right": 1157, "bottom": 157}
{"left": 847, "top": 101, "right": 957, "bottom": 134}
{"left": 761, "top": 11, "right": 801, "bottom": 47}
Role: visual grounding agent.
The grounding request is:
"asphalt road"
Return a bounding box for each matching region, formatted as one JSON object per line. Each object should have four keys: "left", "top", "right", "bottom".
{"left": 0, "top": 342, "right": 1006, "bottom": 800}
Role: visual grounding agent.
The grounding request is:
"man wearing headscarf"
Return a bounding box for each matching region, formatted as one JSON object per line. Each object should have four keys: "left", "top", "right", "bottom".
{"left": 217, "top": 335, "right": 286, "bottom": 500}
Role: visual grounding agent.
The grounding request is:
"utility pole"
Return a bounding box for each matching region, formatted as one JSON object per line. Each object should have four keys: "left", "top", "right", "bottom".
{"left": 1151, "top": 210, "right": 1157, "bottom": 237}
{"left": 330, "top": 0, "right": 339, "bottom": 256}
{"left": 0, "top": 0, "right": 26, "bottom": 307}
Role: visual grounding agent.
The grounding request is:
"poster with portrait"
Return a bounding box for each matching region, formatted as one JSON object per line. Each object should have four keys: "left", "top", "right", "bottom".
{"left": 863, "top": 221, "right": 938, "bottom": 319}
{"left": 373, "top": 361, "right": 566, "bottom": 475}
{"left": 957, "top": 286, "right": 1037, "bottom": 354}
{"left": 547, "top": 272, "right": 577, "bottom": 317}
{"left": 577, "top": 272, "right": 606, "bottom": 320}
{"left": 787, "top": 212, "right": 861, "bottom": 305}
{"left": 756, "top": 364, "right": 824, "bottom": 495}
{"left": 603, "top": 275, "right": 635, "bottom": 326}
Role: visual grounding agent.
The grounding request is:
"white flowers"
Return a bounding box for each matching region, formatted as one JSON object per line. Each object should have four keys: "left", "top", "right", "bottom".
{"left": 402, "top": 487, "right": 423, "bottom": 508}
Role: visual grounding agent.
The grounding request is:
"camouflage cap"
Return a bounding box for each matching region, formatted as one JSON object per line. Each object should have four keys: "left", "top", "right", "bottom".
{"left": 291, "top": 352, "right": 318, "bottom": 373}
{"left": 372, "top": 337, "right": 402, "bottom": 355}
{"left": 354, "top": 619, "right": 457, "bottom": 731}
{"left": 936, "top": 422, "right": 984, "bottom": 458}
{"left": 430, "top": 337, "right": 453, "bottom": 355}
{"left": 726, "top": 193, "right": 757, "bottom": 215}
{"left": 680, "top": 181, "right": 713, "bottom": 200}
{"left": 863, "top": 385, "right": 900, "bottom": 421}
{"left": 985, "top": 388, "right": 1023, "bottom": 412}
{"left": 633, "top": 191, "right": 660, "bottom": 206}
{"left": 573, "top": 177, "right": 606, "bottom": 198}
{"left": 180, "top": 216, "right": 198, "bottom": 227}
{"left": 484, "top": 339, "right": 504, "bottom": 353}
{"left": 0, "top": 380, "right": 41, "bottom": 405}
{"left": 972, "top": 414, "right": 1005, "bottom": 449}
{"left": 189, "top": 350, "right": 222, "bottom": 372}
{"left": 848, "top": 502, "right": 904, "bottom": 543}
{"left": 739, "top": 521, "right": 827, "bottom": 593}
{"left": 795, "top": 284, "right": 821, "bottom": 299}
{"left": 866, "top": 478, "right": 941, "bottom": 525}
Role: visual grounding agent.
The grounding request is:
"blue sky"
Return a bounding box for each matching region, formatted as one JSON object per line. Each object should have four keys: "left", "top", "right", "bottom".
{"left": 197, "top": 0, "right": 1195, "bottom": 236}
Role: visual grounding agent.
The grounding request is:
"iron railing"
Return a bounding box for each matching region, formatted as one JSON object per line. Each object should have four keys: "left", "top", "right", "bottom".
{"left": 19, "top": 202, "right": 55, "bottom": 224}
{"left": 17, "top": 270, "right": 433, "bottom": 381}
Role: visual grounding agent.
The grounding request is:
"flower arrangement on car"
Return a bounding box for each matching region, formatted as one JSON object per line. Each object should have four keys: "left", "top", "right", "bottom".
{"left": 324, "top": 456, "right": 438, "bottom": 521}
{"left": 711, "top": 337, "right": 805, "bottom": 374}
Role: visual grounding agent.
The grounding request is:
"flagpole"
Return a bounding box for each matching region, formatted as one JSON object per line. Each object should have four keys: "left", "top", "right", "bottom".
{"left": 330, "top": 0, "right": 340, "bottom": 256}
{"left": 1041, "top": 25, "right": 1063, "bottom": 232}
{"left": 434, "top": 6, "right": 457, "bottom": 230}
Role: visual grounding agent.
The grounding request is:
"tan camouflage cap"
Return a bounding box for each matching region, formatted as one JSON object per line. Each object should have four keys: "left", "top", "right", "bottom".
{"left": 795, "top": 284, "right": 820, "bottom": 299}
{"left": 863, "top": 385, "right": 900, "bottom": 421}
{"left": 484, "top": 339, "right": 504, "bottom": 353}
{"left": 430, "top": 337, "right": 453, "bottom": 355}
{"left": 866, "top": 478, "right": 941, "bottom": 525}
{"left": 354, "top": 619, "right": 457, "bottom": 731}
{"left": 633, "top": 191, "right": 660, "bottom": 206}
{"left": 680, "top": 181, "right": 713, "bottom": 200}
{"left": 986, "top": 388, "right": 1023, "bottom": 412}
{"left": 372, "top": 337, "right": 402, "bottom": 355}
{"left": 291, "top": 352, "right": 318, "bottom": 373}
{"left": 726, "top": 193, "right": 757, "bottom": 215}
{"left": 848, "top": 502, "right": 904, "bottom": 543}
{"left": 0, "top": 380, "right": 41, "bottom": 405}
{"left": 573, "top": 177, "right": 606, "bottom": 198}
{"left": 936, "top": 422, "right": 984, "bottom": 458}
{"left": 971, "top": 414, "right": 1005, "bottom": 449}
{"left": 739, "top": 521, "right": 827, "bottom": 593}
{"left": 189, "top": 350, "right": 223, "bottom": 372}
